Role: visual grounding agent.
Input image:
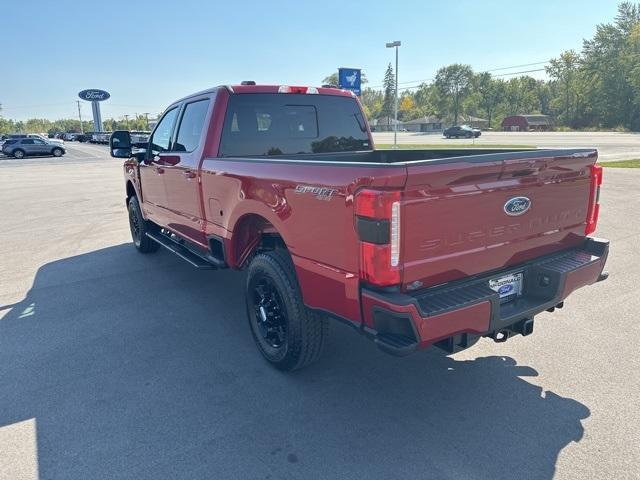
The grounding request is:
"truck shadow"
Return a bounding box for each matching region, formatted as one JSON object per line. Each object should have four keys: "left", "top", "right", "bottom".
{"left": 0, "top": 244, "right": 589, "bottom": 480}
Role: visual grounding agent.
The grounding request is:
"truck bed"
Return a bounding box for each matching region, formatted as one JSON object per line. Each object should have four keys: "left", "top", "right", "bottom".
{"left": 228, "top": 147, "right": 594, "bottom": 165}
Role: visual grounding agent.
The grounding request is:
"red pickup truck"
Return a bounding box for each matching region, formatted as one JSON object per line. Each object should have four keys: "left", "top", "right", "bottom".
{"left": 110, "top": 83, "right": 609, "bottom": 371}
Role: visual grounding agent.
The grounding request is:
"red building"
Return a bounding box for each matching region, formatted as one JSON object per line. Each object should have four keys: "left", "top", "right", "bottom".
{"left": 502, "top": 114, "right": 552, "bottom": 132}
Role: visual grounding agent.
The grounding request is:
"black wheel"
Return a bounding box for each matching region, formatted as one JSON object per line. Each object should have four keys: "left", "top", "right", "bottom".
{"left": 466, "top": 133, "right": 472, "bottom": 138}
{"left": 13, "top": 149, "right": 25, "bottom": 159}
{"left": 128, "top": 196, "right": 159, "bottom": 253}
{"left": 246, "top": 249, "right": 327, "bottom": 371}
{"left": 52, "top": 147, "right": 63, "bottom": 157}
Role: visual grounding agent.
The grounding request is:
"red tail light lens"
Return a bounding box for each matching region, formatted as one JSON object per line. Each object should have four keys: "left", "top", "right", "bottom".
{"left": 585, "top": 164, "right": 602, "bottom": 236}
{"left": 355, "top": 189, "right": 401, "bottom": 287}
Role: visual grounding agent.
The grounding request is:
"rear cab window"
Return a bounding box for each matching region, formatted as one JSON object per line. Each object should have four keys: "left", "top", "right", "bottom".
{"left": 219, "top": 93, "right": 370, "bottom": 157}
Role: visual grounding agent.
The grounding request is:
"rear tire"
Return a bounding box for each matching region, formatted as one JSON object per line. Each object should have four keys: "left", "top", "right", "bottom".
{"left": 13, "top": 149, "right": 25, "bottom": 159}
{"left": 52, "top": 147, "right": 63, "bottom": 157}
{"left": 246, "top": 249, "right": 327, "bottom": 371}
{"left": 128, "top": 196, "right": 159, "bottom": 253}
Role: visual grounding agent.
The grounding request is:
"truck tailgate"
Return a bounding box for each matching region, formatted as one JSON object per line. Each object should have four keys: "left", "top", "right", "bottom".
{"left": 401, "top": 149, "right": 598, "bottom": 289}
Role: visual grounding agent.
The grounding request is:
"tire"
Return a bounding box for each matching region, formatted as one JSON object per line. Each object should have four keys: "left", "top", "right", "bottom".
{"left": 52, "top": 147, "right": 63, "bottom": 157}
{"left": 128, "top": 196, "right": 159, "bottom": 253}
{"left": 246, "top": 249, "right": 328, "bottom": 371}
{"left": 13, "top": 149, "right": 25, "bottom": 159}
{"left": 466, "top": 133, "right": 472, "bottom": 139}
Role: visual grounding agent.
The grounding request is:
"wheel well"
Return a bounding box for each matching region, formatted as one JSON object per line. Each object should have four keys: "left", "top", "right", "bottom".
{"left": 126, "top": 181, "right": 136, "bottom": 204}
{"left": 232, "top": 214, "right": 286, "bottom": 268}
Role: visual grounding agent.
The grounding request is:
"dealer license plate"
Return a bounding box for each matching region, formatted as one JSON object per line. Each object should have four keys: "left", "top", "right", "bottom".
{"left": 489, "top": 272, "right": 523, "bottom": 301}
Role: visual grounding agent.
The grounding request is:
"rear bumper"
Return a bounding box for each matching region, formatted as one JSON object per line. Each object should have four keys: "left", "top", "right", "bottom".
{"left": 361, "top": 237, "right": 609, "bottom": 356}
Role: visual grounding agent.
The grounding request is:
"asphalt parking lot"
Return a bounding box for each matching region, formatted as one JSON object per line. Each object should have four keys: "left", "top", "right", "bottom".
{"left": 1, "top": 143, "right": 639, "bottom": 480}
{"left": 372, "top": 131, "right": 640, "bottom": 161}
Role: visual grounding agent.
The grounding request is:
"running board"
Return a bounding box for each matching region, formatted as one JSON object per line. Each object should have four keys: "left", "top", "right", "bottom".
{"left": 146, "top": 231, "right": 224, "bottom": 269}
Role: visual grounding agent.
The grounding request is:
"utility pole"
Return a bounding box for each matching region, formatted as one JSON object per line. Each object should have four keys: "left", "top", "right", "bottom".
{"left": 386, "top": 40, "right": 401, "bottom": 148}
{"left": 124, "top": 114, "right": 130, "bottom": 130}
{"left": 143, "top": 112, "right": 150, "bottom": 130}
{"left": 76, "top": 100, "right": 84, "bottom": 133}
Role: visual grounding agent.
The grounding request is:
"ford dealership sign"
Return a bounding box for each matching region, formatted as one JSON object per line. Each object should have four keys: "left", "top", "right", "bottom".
{"left": 78, "top": 89, "right": 110, "bottom": 102}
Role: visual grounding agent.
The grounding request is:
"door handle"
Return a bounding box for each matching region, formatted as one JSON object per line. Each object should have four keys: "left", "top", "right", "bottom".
{"left": 183, "top": 170, "right": 196, "bottom": 179}
{"left": 156, "top": 167, "right": 165, "bottom": 174}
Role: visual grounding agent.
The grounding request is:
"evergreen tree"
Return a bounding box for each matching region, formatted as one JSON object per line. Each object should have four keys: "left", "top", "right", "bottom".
{"left": 381, "top": 63, "right": 396, "bottom": 125}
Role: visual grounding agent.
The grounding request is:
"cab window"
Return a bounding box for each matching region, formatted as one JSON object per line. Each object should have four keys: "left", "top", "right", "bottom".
{"left": 174, "top": 99, "right": 210, "bottom": 153}
{"left": 150, "top": 107, "right": 179, "bottom": 154}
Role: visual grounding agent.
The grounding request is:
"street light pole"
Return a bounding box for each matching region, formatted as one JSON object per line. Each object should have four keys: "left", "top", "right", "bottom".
{"left": 386, "top": 40, "right": 401, "bottom": 148}
{"left": 76, "top": 100, "right": 84, "bottom": 134}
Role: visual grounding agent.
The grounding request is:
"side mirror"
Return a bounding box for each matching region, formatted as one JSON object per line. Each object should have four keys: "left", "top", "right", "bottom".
{"left": 110, "top": 130, "right": 132, "bottom": 158}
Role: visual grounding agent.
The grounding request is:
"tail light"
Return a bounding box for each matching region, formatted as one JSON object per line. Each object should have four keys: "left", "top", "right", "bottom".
{"left": 585, "top": 164, "right": 603, "bottom": 236}
{"left": 355, "top": 189, "right": 401, "bottom": 287}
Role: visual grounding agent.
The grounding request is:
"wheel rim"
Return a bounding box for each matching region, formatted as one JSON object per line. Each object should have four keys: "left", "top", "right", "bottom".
{"left": 251, "top": 276, "right": 287, "bottom": 349}
{"left": 54, "top": 149, "right": 62, "bottom": 156}
{"left": 15, "top": 151, "right": 23, "bottom": 158}
{"left": 129, "top": 205, "right": 141, "bottom": 245}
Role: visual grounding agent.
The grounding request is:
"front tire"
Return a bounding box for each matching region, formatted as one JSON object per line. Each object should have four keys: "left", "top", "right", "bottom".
{"left": 52, "top": 147, "right": 63, "bottom": 157}
{"left": 246, "top": 249, "right": 327, "bottom": 371}
{"left": 128, "top": 196, "right": 159, "bottom": 253}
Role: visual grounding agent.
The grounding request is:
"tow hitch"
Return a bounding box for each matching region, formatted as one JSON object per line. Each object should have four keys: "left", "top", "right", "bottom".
{"left": 489, "top": 318, "right": 535, "bottom": 343}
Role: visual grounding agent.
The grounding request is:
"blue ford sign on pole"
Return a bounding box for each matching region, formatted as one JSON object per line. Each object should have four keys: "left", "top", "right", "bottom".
{"left": 338, "top": 68, "right": 361, "bottom": 96}
{"left": 78, "top": 89, "right": 110, "bottom": 133}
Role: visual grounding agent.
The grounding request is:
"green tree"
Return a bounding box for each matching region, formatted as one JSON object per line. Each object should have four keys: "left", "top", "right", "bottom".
{"left": 580, "top": 1, "right": 640, "bottom": 129}
{"left": 474, "top": 73, "right": 504, "bottom": 128}
{"left": 434, "top": 64, "right": 473, "bottom": 124}
{"left": 361, "top": 87, "right": 383, "bottom": 119}
{"left": 502, "top": 76, "right": 539, "bottom": 116}
{"left": 546, "top": 50, "right": 581, "bottom": 126}
{"left": 381, "top": 63, "right": 396, "bottom": 123}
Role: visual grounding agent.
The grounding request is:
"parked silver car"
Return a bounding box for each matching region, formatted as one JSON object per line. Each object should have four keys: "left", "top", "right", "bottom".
{"left": 1, "top": 138, "right": 66, "bottom": 158}
{"left": 28, "top": 133, "right": 64, "bottom": 146}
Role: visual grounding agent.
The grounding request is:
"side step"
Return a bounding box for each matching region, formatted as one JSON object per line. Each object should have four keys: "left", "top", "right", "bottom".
{"left": 146, "top": 231, "right": 223, "bottom": 269}
{"left": 374, "top": 333, "right": 418, "bottom": 357}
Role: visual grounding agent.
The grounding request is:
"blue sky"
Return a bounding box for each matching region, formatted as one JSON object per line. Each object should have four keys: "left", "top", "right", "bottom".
{"left": 0, "top": 0, "right": 622, "bottom": 121}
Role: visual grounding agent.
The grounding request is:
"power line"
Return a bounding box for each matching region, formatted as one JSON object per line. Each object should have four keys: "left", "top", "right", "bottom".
{"left": 484, "top": 61, "right": 549, "bottom": 72}
{"left": 368, "top": 60, "right": 551, "bottom": 90}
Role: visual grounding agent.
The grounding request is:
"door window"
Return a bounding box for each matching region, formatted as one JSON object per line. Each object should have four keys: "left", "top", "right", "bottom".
{"left": 174, "top": 99, "right": 210, "bottom": 153}
{"left": 150, "top": 107, "right": 179, "bottom": 155}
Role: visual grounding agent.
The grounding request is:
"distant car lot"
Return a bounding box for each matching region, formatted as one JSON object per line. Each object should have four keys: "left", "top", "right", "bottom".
{"left": 0, "top": 143, "right": 638, "bottom": 480}
{"left": 372, "top": 131, "right": 640, "bottom": 162}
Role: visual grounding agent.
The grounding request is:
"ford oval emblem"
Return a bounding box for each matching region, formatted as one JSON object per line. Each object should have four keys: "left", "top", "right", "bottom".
{"left": 498, "top": 284, "right": 513, "bottom": 295}
{"left": 78, "top": 89, "right": 111, "bottom": 102}
{"left": 504, "top": 196, "right": 531, "bottom": 216}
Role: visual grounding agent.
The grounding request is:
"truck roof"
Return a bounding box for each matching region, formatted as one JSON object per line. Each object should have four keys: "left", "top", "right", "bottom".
{"left": 171, "top": 84, "right": 355, "bottom": 107}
